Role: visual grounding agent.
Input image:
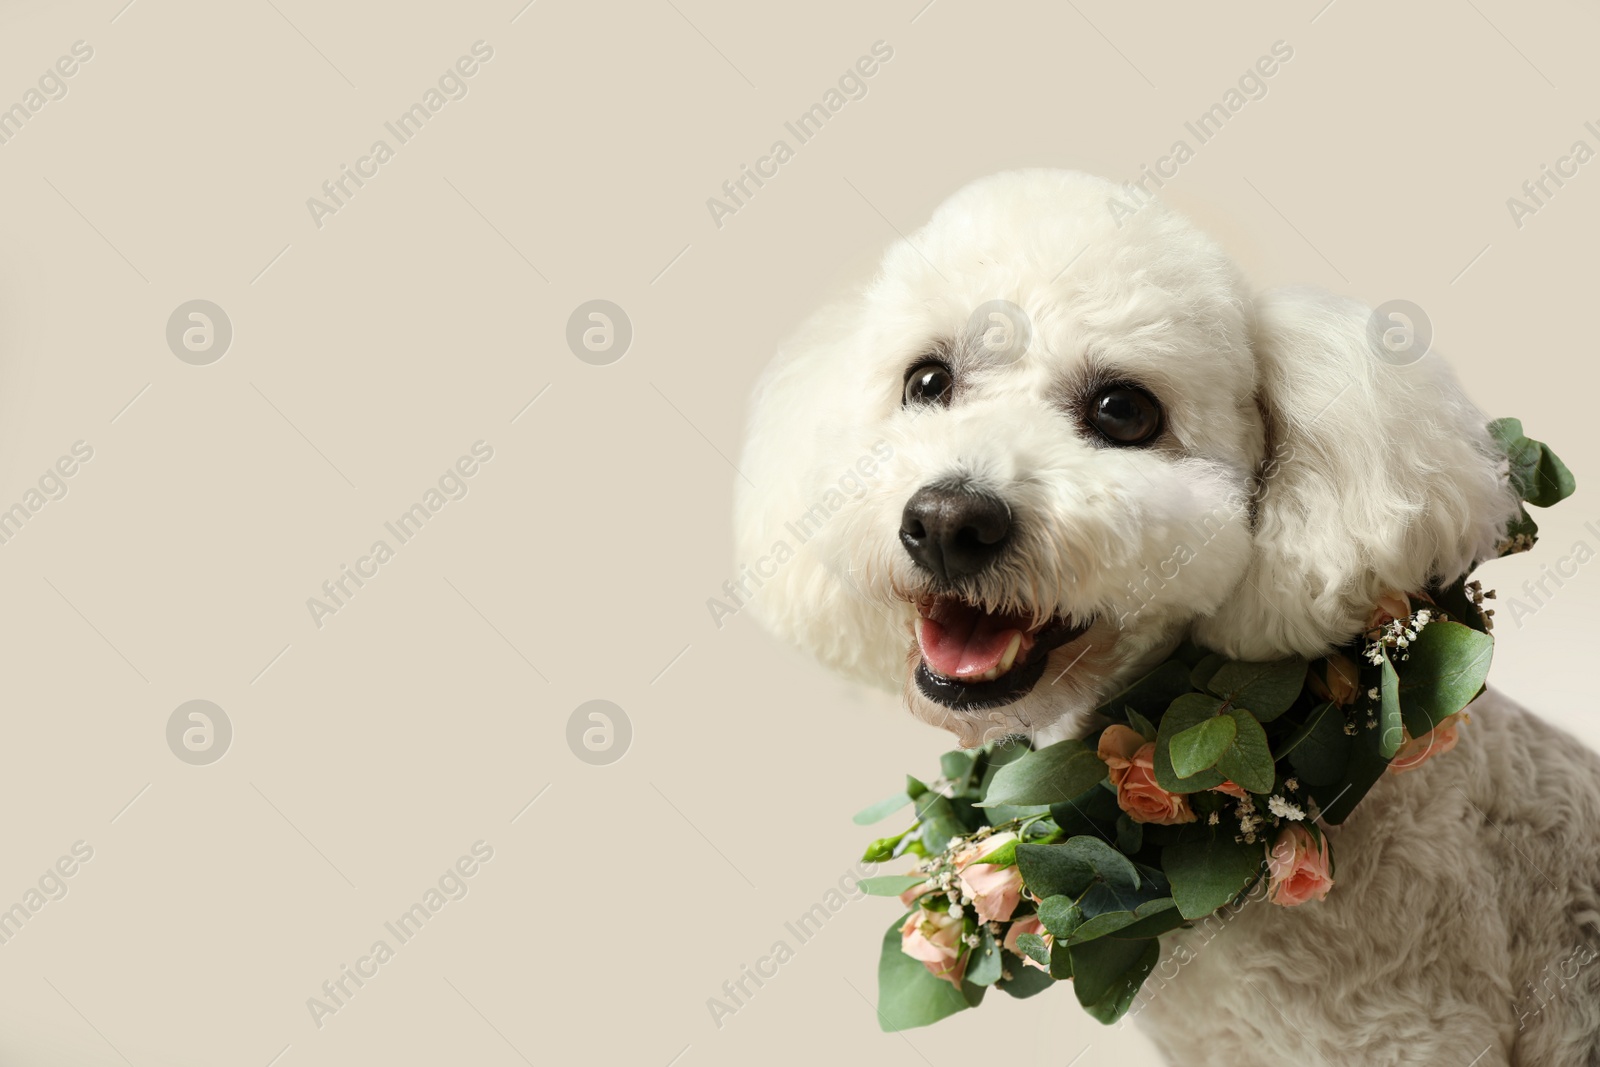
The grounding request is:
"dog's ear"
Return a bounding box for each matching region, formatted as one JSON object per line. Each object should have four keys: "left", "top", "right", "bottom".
{"left": 1193, "top": 287, "right": 1520, "bottom": 660}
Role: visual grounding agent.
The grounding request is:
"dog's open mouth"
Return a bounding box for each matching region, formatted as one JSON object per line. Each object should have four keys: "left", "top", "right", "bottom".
{"left": 912, "top": 598, "right": 1093, "bottom": 710}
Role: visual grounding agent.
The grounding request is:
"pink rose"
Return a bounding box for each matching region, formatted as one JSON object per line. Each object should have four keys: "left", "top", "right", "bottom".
{"left": 1388, "top": 712, "right": 1467, "bottom": 775}
{"left": 1307, "top": 652, "right": 1360, "bottom": 706}
{"left": 1367, "top": 590, "right": 1434, "bottom": 632}
{"left": 1266, "top": 824, "right": 1334, "bottom": 906}
{"left": 1098, "top": 725, "right": 1196, "bottom": 826}
{"left": 1002, "top": 914, "right": 1052, "bottom": 971}
{"left": 900, "top": 906, "right": 967, "bottom": 987}
{"left": 1366, "top": 590, "right": 1414, "bottom": 631}
{"left": 898, "top": 876, "right": 936, "bottom": 910}
{"left": 953, "top": 833, "right": 1023, "bottom": 923}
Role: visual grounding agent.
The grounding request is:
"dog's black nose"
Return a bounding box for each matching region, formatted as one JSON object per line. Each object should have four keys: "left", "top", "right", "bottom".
{"left": 899, "top": 485, "right": 1011, "bottom": 583}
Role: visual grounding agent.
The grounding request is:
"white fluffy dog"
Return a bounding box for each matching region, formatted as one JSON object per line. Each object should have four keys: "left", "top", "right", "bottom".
{"left": 734, "top": 170, "right": 1600, "bottom": 1064}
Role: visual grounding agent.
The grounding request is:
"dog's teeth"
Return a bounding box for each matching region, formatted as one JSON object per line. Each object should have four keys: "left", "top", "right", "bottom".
{"left": 998, "top": 632, "right": 1023, "bottom": 673}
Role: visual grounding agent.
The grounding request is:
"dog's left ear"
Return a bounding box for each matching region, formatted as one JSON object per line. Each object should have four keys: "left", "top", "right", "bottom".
{"left": 1193, "top": 287, "right": 1521, "bottom": 660}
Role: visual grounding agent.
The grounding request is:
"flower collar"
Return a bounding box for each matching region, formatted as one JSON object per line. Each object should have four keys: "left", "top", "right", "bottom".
{"left": 851, "top": 418, "right": 1574, "bottom": 1030}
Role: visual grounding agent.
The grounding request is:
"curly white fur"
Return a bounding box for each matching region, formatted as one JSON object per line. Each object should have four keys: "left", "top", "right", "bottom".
{"left": 734, "top": 170, "right": 1600, "bottom": 1063}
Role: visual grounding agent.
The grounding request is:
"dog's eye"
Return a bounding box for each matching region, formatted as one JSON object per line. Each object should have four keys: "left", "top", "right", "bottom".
{"left": 903, "top": 362, "right": 953, "bottom": 408}
{"left": 1087, "top": 385, "right": 1163, "bottom": 445}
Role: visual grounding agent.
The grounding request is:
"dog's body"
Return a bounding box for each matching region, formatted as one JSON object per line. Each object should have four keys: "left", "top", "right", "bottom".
{"left": 734, "top": 170, "right": 1600, "bottom": 1063}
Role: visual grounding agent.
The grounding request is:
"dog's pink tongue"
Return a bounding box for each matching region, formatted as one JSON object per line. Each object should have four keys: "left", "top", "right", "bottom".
{"left": 917, "top": 604, "right": 1021, "bottom": 678}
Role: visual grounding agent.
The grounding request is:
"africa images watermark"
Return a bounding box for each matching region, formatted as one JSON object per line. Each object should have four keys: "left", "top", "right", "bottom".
{"left": 1514, "top": 941, "right": 1600, "bottom": 1031}
{"left": 306, "top": 441, "right": 495, "bottom": 629}
{"left": 306, "top": 41, "right": 495, "bottom": 230}
{"left": 1499, "top": 516, "right": 1600, "bottom": 627}
{"left": 0, "top": 40, "right": 94, "bottom": 147}
{"left": 0, "top": 841, "right": 95, "bottom": 947}
{"left": 0, "top": 440, "right": 95, "bottom": 547}
{"left": 706, "top": 440, "right": 896, "bottom": 629}
{"left": 1505, "top": 120, "right": 1600, "bottom": 230}
{"left": 1106, "top": 39, "right": 1295, "bottom": 227}
{"left": 306, "top": 840, "right": 495, "bottom": 1029}
{"left": 705, "top": 40, "right": 895, "bottom": 230}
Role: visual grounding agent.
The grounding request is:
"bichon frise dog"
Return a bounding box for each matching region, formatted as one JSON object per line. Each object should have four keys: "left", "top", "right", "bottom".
{"left": 734, "top": 170, "right": 1600, "bottom": 1065}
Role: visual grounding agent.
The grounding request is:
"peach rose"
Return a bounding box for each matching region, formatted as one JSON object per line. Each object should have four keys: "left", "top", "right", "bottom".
{"left": 1212, "top": 780, "right": 1249, "bottom": 800}
{"left": 954, "top": 832, "right": 1023, "bottom": 923}
{"left": 1266, "top": 824, "right": 1334, "bottom": 906}
{"left": 1367, "top": 590, "right": 1433, "bottom": 631}
{"left": 900, "top": 906, "right": 967, "bottom": 987}
{"left": 1098, "top": 725, "right": 1195, "bottom": 825}
{"left": 1388, "top": 712, "right": 1468, "bottom": 775}
{"left": 898, "top": 876, "right": 936, "bottom": 910}
{"left": 1002, "top": 914, "right": 1051, "bottom": 971}
{"left": 1308, "top": 652, "right": 1360, "bottom": 706}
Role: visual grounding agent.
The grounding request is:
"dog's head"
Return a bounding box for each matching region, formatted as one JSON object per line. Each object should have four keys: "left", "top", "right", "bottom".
{"left": 734, "top": 170, "right": 1517, "bottom": 746}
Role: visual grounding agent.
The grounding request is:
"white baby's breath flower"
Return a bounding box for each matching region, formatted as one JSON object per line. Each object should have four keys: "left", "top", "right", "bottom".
{"left": 1267, "top": 795, "right": 1306, "bottom": 821}
{"left": 948, "top": 902, "right": 962, "bottom": 918}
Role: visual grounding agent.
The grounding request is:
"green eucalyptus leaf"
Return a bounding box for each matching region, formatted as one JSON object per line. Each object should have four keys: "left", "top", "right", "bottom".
{"left": 1275, "top": 701, "right": 1350, "bottom": 786}
{"left": 1037, "top": 895, "right": 1084, "bottom": 939}
{"left": 1065, "top": 897, "right": 1178, "bottom": 946}
{"left": 1206, "top": 658, "right": 1306, "bottom": 722}
{"left": 1378, "top": 653, "right": 1404, "bottom": 758}
{"left": 1212, "top": 707, "right": 1276, "bottom": 794}
{"left": 1162, "top": 834, "right": 1264, "bottom": 920}
{"left": 1528, "top": 442, "right": 1575, "bottom": 507}
{"left": 1116, "top": 813, "right": 1144, "bottom": 855}
{"left": 973, "top": 837, "right": 1018, "bottom": 867}
{"left": 1491, "top": 418, "right": 1575, "bottom": 509}
{"left": 1316, "top": 715, "right": 1391, "bottom": 824}
{"left": 1190, "top": 653, "right": 1226, "bottom": 693}
{"left": 1114, "top": 897, "right": 1187, "bottom": 940}
{"left": 1080, "top": 939, "right": 1159, "bottom": 1024}
{"left": 854, "top": 791, "right": 913, "bottom": 826}
{"left": 1395, "top": 620, "right": 1493, "bottom": 733}
{"left": 1064, "top": 910, "right": 1135, "bottom": 945}
{"left": 940, "top": 750, "right": 980, "bottom": 793}
{"left": 996, "top": 955, "right": 1055, "bottom": 998}
{"left": 980, "top": 738, "right": 1108, "bottom": 807}
{"left": 1049, "top": 940, "right": 1075, "bottom": 980}
{"left": 1013, "top": 932, "right": 1052, "bottom": 968}
{"left": 913, "top": 795, "right": 966, "bottom": 857}
{"left": 1050, "top": 782, "right": 1123, "bottom": 840}
{"left": 1154, "top": 694, "right": 1229, "bottom": 792}
{"left": 1070, "top": 936, "right": 1159, "bottom": 1013}
{"left": 1125, "top": 707, "right": 1158, "bottom": 742}
{"left": 1169, "top": 713, "right": 1236, "bottom": 779}
{"left": 1096, "top": 660, "right": 1195, "bottom": 725}
{"left": 1016, "top": 838, "right": 1140, "bottom": 900}
{"left": 859, "top": 875, "right": 929, "bottom": 897}
{"left": 966, "top": 925, "right": 1004, "bottom": 987}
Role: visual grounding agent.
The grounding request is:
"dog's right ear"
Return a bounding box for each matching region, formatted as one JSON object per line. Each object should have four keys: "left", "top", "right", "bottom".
{"left": 1193, "top": 287, "right": 1520, "bottom": 660}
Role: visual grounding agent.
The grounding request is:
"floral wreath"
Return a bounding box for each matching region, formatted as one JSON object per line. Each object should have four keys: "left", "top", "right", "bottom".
{"left": 853, "top": 418, "right": 1573, "bottom": 1030}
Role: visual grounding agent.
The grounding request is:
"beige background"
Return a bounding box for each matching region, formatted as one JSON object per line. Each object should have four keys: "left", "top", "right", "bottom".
{"left": 0, "top": 0, "right": 1595, "bottom": 1064}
